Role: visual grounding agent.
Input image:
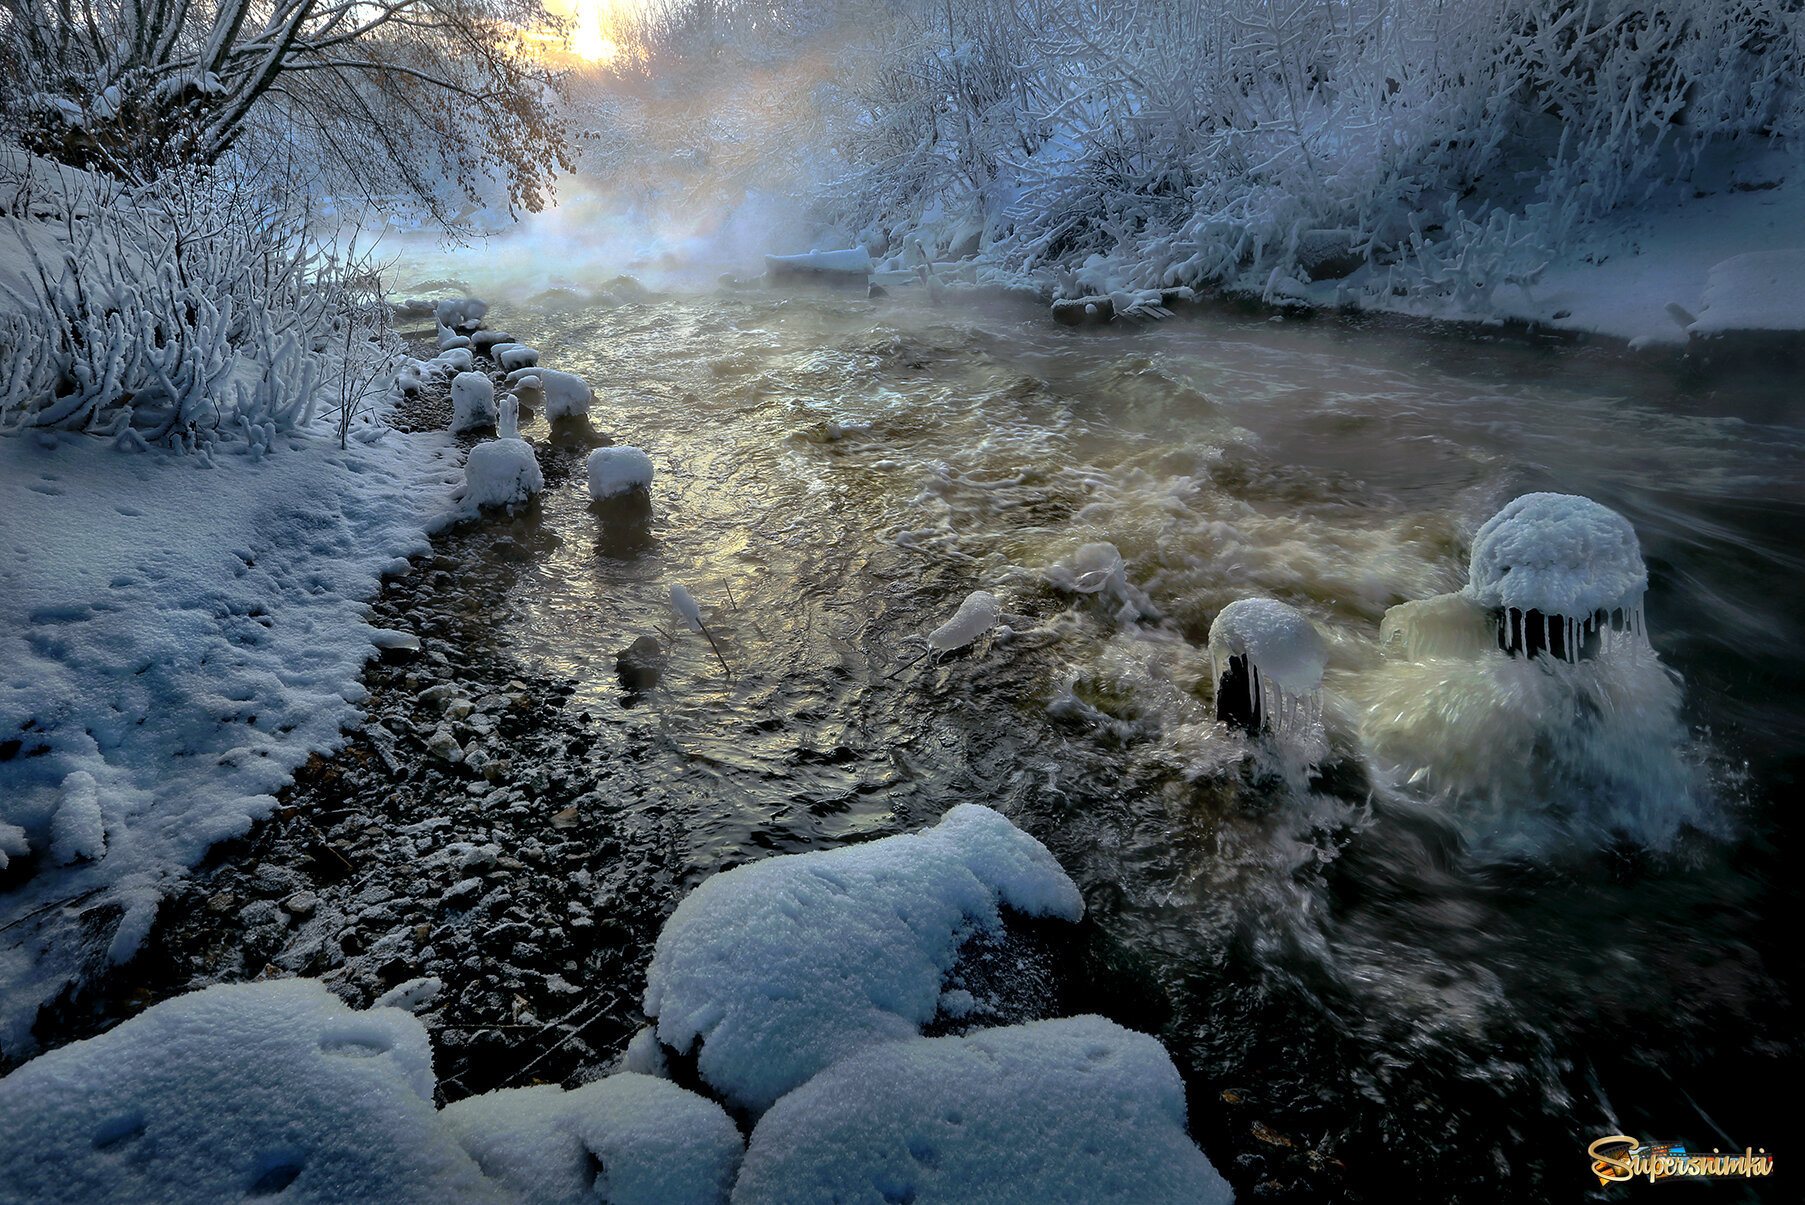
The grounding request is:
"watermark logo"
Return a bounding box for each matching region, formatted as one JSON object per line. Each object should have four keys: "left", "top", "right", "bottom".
{"left": 1588, "top": 1135, "right": 1774, "bottom": 1184}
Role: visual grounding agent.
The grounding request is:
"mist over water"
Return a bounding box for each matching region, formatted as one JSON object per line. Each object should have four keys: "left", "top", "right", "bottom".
{"left": 395, "top": 233, "right": 1800, "bottom": 1197}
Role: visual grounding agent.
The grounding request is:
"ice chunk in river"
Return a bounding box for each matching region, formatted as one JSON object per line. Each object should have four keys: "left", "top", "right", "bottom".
{"left": 1045, "top": 542, "right": 1158, "bottom": 623}
{"left": 1465, "top": 492, "right": 1647, "bottom": 661}
{"left": 0, "top": 979, "right": 503, "bottom": 1203}
{"left": 1207, "top": 598, "right": 1328, "bottom": 736}
{"left": 670, "top": 583, "right": 703, "bottom": 632}
{"left": 928, "top": 589, "right": 999, "bottom": 652}
{"left": 642, "top": 803, "right": 1083, "bottom": 1113}
{"left": 733, "top": 1016, "right": 1233, "bottom": 1205}
{"left": 588, "top": 446, "right": 655, "bottom": 499}
{"left": 441, "top": 1074, "right": 741, "bottom": 1205}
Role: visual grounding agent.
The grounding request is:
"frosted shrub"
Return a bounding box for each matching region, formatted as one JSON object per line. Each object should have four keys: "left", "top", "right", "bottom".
{"left": 820, "top": 0, "right": 1805, "bottom": 308}
{"left": 0, "top": 160, "right": 396, "bottom": 451}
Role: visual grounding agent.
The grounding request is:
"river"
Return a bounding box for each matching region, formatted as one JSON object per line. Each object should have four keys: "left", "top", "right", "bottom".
{"left": 405, "top": 278, "right": 1800, "bottom": 1202}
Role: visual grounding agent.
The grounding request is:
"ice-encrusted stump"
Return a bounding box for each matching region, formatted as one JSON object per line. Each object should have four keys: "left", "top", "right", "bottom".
{"left": 1465, "top": 492, "right": 1647, "bottom": 661}
{"left": 642, "top": 804, "right": 1084, "bottom": 1114}
{"left": 441, "top": 1074, "right": 742, "bottom": 1205}
{"left": 731, "top": 1016, "right": 1234, "bottom": 1205}
{"left": 1207, "top": 598, "right": 1328, "bottom": 736}
{"left": 587, "top": 446, "right": 655, "bottom": 500}
{"left": 0, "top": 979, "right": 504, "bottom": 1204}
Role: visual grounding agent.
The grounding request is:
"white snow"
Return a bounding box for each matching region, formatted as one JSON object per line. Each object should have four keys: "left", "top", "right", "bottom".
{"left": 0, "top": 419, "right": 458, "bottom": 1056}
{"left": 49, "top": 770, "right": 104, "bottom": 864}
{"left": 0, "top": 979, "right": 506, "bottom": 1204}
{"left": 463, "top": 436, "right": 544, "bottom": 510}
{"left": 587, "top": 446, "right": 655, "bottom": 499}
{"left": 927, "top": 590, "right": 1000, "bottom": 653}
{"left": 441, "top": 1074, "right": 742, "bottom": 1205}
{"left": 732, "top": 1016, "right": 1233, "bottom": 1205}
{"left": 1465, "top": 493, "right": 1646, "bottom": 619}
{"left": 435, "top": 346, "right": 475, "bottom": 374}
{"left": 642, "top": 803, "right": 1083, "bottom": 1113}
{"left": 509, "top": 367, "right": 593, "bottom": 421}
{"left": 765, "top": 248, "right": 874, "bottom": 278}
{"left": 451, "top": 371, "right": 498, "bottom": 432}
{"left": 1688, "top": 248, "right": 1805, "bottom": 336}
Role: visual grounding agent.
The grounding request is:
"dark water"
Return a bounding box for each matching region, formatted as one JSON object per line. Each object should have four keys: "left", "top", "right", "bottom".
{"left": 418, "top": 284, "right": 1801, "bottom": 1201}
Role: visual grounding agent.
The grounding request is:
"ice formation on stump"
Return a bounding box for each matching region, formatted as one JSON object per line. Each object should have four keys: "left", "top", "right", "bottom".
{"left": 1207, "top": 598, "right": 1328, "bottom": 736}
{"left": 462, "top": 400, "right": 543, "bottom": 510}
{"left": 1465, "top": 492, "right": 1647, "bottom": 662}
{"left": 642, "top": 803, "right": 1083, "bottom": 1113}
{"left": 588, "top": 446, "right": 654, "bottom": 499}
{"left": 928, "top": 590, "right": 999, "bottom": 653}
{"left": 733, "top": 1016, "right": 1232, "bottom": 1205}
{"left": 450, "top": 371, "right": 497, "bottom": 433}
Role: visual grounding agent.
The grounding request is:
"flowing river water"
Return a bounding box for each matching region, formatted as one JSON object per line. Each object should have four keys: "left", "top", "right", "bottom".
{"left": 402, "top": 277, "right": 1800, "bottom": 1201}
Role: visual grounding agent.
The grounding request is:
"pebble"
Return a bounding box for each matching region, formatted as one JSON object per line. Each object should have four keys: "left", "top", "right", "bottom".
{"left": 283, "top": 891, "right": 319, "bottom": 918}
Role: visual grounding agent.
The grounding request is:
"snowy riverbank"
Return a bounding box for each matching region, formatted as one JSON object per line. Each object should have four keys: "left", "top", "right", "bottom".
{"left": 0, "top": 417, "right": 462, "bottom": 1057}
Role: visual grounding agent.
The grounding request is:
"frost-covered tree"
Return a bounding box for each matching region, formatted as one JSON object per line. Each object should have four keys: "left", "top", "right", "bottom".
{"left": 0, "top": 0, "right": 575, "bottom": 223}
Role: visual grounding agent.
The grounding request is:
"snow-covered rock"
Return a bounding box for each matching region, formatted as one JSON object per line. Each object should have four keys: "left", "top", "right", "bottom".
{"left": 1688, "top": 248, "right": 1805, "bottom": 336}
{"left": 435, "top": 297, "right": 488, "bottom": 330}
{"left": 643, "top": 803, "right": 1083, "bottom": 1113}
{"left": 1465, "top": 493, "right": 1646, "bottom": 620}
{"left": 434, "top": 346, "right": 475, "bottom": 374}
{"left": 0, "top": 979, "right": 504, "bottom": 1204}
{"left": 0, "top": 822, "right": 28, "bottom": 870}
{"left": 509, "top": 367, "right": 593, "bottom": 420}
{"left": 462, "top": 437, "right": 543, "bottom": 510}
{"left": 732, "top": 1016, "right": 1233, "bottom": 1205}
{"left": 472, "top": 330, "right": 516, "bottom": 357}
{"left": 764, "top": 248, "right": 874, "bottom": 282}
{"left": 49, "top": 769, "right": 104, "bottom": 864}
{"left": 441, "top": 1074, "right": 742, "bottom": 1205}
{"left": 450, "top": 371, "right": 498, "bottom": 433}
{"left": 928, "top": 590, "right": 999, "bottom": 653}
{"left": 587, "top": 446, "right": 654, "bottom": 499}
{"left": 493, "top": 343, "right": 540, "bottom": 372}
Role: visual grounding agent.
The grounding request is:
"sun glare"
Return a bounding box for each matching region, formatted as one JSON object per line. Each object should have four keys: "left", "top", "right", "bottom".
{"left": 571, "top": 0, "right": 618, "bottom": 63}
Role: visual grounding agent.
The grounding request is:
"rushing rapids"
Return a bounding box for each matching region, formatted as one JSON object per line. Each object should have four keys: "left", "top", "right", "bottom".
{"left": 375, "top": 275, "right": 1803, "bottom": 1203}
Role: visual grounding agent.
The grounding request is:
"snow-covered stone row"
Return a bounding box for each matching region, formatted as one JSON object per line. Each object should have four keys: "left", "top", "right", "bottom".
{"left": 0, "top": 806, "right": 1231, "bottom": 1204}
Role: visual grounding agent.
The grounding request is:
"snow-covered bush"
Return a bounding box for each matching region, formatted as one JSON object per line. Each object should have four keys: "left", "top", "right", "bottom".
{"left": 1, "top": 157, "right": 398, "bottom": 451}
{"left": 818, "top": 0, "right": 1805, "bottom": 307}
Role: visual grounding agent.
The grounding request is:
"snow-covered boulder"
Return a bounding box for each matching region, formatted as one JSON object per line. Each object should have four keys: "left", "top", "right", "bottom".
{"left": 732, "top": 1016, "right": 1233, "bottom": 1205}
{"left": 436, "top": 322, "right": 471, "bottom": 352}
{"left": 434, "top": 346, "right": 474, "bottom": 374}
{"left": 493, "top": 343, "right": 540, "bottom": 372}
{"left": 463, "top": 438, "right": 543, "bottom": 510}
{"left": 643, "top": 803, "right": 1083, "bottom": 1113}
{"left": 509, "top": 367, "right": 593, "bottom": 420}
{"left": 1207, "top": 598, "right": 1328, "bottom": 735}
{"left": 0, "top": 979, "right": 504, "bottom": 1204}
{"left": 587, "top": 446, "right": 654, "bottom": 500}
{"left": 441, "top": 1074, "right": 742, "bottom": 1205}
{"left": 435, "top": 297, "right": 488, "bottom": 330}
{"left": 472, "top": 329, "right": 516, "bottom": 357}
{"left": 0, "top": 822, "right": 28, "bottom": 871}
{"left": 450, "top": 371, "right": 497, "bottom": 433}
{"left": 49, "top": 770, "right": 105, "bottom": 864}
